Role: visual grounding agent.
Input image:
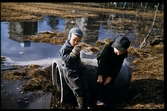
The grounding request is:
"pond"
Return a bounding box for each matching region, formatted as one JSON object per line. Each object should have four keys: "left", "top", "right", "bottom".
{"left": 1, "top": 3, "right": 164, "bottom": 109}
{"left": 1, "top": 12, "right": 163, "bottom": 68}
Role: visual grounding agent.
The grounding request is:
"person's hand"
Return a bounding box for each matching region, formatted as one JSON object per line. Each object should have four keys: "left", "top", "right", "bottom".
{"left": 104, "top": 76, "right": 112, "bottom": 86}
{"left": 97, "top": 75, "right": 103, "bottom": 84}
{"left": 72, "top": 45, "right": 82, "bottom": 55}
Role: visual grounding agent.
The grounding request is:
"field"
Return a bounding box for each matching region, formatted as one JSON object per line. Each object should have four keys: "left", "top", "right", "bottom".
{"left": 1, "top": 2, "right": 164, "bottom": 109}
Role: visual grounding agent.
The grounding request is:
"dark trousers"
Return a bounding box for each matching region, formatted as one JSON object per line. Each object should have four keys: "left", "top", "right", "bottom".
{"left": 97, "top": 82, "right": 116, "bottom": 109}
{"left": 63, "top": 68, "right": 90, "bottom": 108}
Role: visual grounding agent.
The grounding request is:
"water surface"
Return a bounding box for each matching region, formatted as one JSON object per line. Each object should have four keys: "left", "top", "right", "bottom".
{"left": 1, "top": 12, "right": 163, "bottom": 67}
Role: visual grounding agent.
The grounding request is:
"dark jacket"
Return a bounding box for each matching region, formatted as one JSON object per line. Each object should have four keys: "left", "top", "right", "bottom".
{"left": 97, "top": 41, "right": 127, "bottom": 85}
{"left": 59, "top": 40, "right": 81, "bottom": 70}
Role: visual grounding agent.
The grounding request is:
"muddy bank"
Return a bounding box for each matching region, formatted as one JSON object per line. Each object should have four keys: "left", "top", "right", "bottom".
{"left": 1, "top": 79, "right": 52, "bottom": 109}
{"left": 1, "top": 2, "right": 164, "bottom": 109}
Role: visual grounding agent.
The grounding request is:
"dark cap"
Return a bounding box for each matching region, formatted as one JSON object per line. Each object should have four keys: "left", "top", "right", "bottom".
{"left": 111, "top": 35, "right": 130, "bottom": 50}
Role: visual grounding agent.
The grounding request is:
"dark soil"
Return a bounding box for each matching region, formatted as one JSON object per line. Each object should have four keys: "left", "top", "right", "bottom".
{"left": 1, "top": 2, "right": 164, "bottom": 109}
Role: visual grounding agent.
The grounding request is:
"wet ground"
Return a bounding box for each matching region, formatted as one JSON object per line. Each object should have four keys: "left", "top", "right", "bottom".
{"left": 1, "top": 2, "right": 164, "bottom": 109}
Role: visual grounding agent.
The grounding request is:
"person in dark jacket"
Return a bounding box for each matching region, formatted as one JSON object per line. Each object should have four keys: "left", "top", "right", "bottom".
{"left": 96, "top": 35, "right": 131, "bottom": 109}
{"left": 59, "top": 27, "right": 91, "bottom": 109}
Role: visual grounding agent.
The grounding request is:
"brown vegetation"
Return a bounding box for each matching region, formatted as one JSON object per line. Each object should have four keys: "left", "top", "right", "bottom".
{"left": 1, "top": 2, "right": 164, "bottom": 109}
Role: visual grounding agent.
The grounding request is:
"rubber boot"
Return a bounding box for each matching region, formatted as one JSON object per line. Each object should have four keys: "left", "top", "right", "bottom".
{"left": 76, "top": 97, "right": 84, "bottom": 109}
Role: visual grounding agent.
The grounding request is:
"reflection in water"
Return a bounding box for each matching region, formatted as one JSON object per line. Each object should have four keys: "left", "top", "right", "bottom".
{"left": 47, "top": 16, "right": 59, "bottom": 30}
{"left": 38, "top": 16, "right": 65, "bottom": 32}
{"left": 9, "top": 21, "right": 38, "bottom": 47}
{"left": 1, "top": 22, "right": 62, "bottom": 64}
{"left": 0, "top": 6, "right": 164, "bottom": 109}
{"left": 65, "top": 17, "right": 100, "bottom": 45}
{"left": 20, "top": 41, "right": 31, "bottom": 47}
{"left": 1, "top": 12, "right": 163, "bottom": 65}
{"left": 21, "top": 22, "right": 37, "bottom": 35}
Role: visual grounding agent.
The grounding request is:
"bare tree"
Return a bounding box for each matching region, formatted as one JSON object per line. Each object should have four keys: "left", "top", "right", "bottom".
{"left": 140, "top": 2, "right": 160, "bottom": 49}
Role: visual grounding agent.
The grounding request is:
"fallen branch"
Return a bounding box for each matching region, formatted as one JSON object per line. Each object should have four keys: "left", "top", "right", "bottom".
{"left": 140, "top": 3, "right": 160, "bottom": 49}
